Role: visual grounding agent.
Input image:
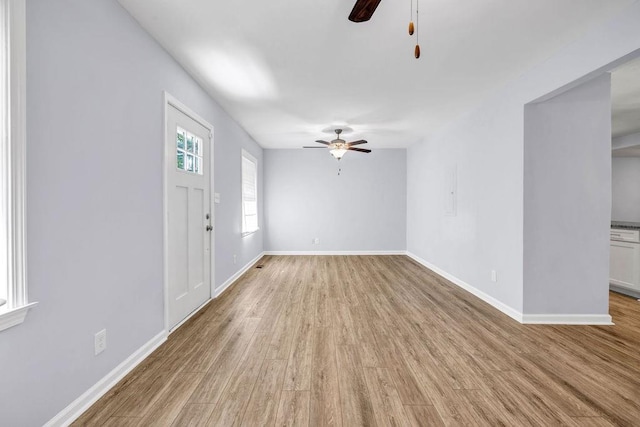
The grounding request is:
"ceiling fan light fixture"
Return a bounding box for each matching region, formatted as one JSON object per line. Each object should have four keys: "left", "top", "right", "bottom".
{"left": 304, "top": 129, "right": 369, "bottom": 159}
{"left": 330, "top": 148, "right": 348, "bottom": 160}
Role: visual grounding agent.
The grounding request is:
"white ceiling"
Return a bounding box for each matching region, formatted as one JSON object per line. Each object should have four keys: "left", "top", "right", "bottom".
{"left": 611, "top": 57, "right": 640, "bottom": 139}
{"left": 118, "top": 0, "right": 633, "bottom": 149}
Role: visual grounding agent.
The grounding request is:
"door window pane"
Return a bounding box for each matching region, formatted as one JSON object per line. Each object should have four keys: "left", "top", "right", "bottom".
{"left": 176, "top": 127, "right": 203, "bottom": 175}
{"left": 187, "top": 154, "right": 194, "bottom": 172}
{"left": 177, "top": 150, "right": 185, "bottom": 170}
{"left": 186, "top": 134, "right": 194, "bottom": 152}
{"left": 177, "top": 127, "right": 186, "bottom": 149}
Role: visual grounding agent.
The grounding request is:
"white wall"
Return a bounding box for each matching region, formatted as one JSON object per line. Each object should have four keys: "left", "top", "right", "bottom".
{"left": 264, "top": 149, "right": 406, "bottom": 252}
{"left": 0, "top": 0, "right": 263, "bottom": 425}
{"left": 407, "top": 2, "right": 640, "bottom": 316}
{"left": 612, "top": 157, "right": 640, "bottom": 222}
{"left": 523, "top": 74, "right": 611, "bottom": 316}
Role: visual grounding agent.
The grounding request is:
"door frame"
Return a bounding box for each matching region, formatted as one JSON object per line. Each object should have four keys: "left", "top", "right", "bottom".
{"left": 163, "top": 91, "right": 215, "bottom": 334}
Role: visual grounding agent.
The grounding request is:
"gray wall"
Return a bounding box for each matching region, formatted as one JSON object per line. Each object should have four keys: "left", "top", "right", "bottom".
{"left": 264, "top": 149, "right": 406, "bottom": 252}
{"left": 612, "top": 157, "right": 640, "bottom": 222}
{"left": 0, "top": 0, "right": 263, "bottom": 425}
{"left": 523, "top": 74, "right": 612, "bottom": 315}
{"left": 407, "top": 3, "right": 640, "bottom": 316}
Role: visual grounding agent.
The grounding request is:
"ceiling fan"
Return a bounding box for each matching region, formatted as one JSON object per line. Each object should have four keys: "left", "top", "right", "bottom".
{"left": 348, "top": 0, "right": 422, "bottom": 59}
{"left": 303, "top": 129, "right": 371, "bottom": 160}
{"left": 348, "top": 0, "right": 382, "bottom": 22}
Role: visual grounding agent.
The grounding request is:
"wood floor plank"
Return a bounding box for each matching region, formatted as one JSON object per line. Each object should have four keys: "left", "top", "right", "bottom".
{"left": 112, "top": 366, "right": 179, "bottom": 418}
{"left": 403, "top": 405, "right": 445, "bottom": 427}
{"left": 310, "top": 327, "right": 342, "bottom": 427}
{"left": 178, "top": 312, "right": 250, "bottom": 374}
{"left": 75, "top": 256, "right": 640, "bottom": 426}
{"left": 188, "top": 317, "right": 260, "bottom": 404}
{"left": 314, "top": 258, "right": 332, "bottom": 328}
{"left": 283, "top": 313, "right": 314, "bottom": 391}
{"left": 347, "top": 302, "right": 381, "bottom": 367}
{"left": 135, "top": 371, "right": 204, "bottom": 426}
{"left": 569, "top": 416, "right": 617, "bottom": 427}
{"left": 240, "top": 359, "right": 287, "bottom": 426}
{"left": 275, "top": 390, "right": 310, "bottom": 427}
{"left": 335, "top": 345, "right": 376, "bottom": 426}
{"left": 266, "top": 264, "right": 306, "bottom": 360}
{"left": 482, "top": 370, "right": 576, "bottom": 425}
{"left": 170, "top": 404, "right": 215, "bottom": 427}
{"left": 330, "top": 300, "right": 356, "bottom": 346}
{"left": 205, "top": 331, "right": 271, "bottom": 426}
{"left": 363, "top": 367, "right": 411, "bottom": 427}
{"left": 102, "top": 416, "right": 142, "bottom": 427}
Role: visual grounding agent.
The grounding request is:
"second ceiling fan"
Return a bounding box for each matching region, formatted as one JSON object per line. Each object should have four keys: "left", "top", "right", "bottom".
{"left": 303, "top": 129, "right": 371, "bottom": 160}
{"left": 348, "top": 0, "right": 382, "bottom": 22}
{"left": 349, "top": 0, "right": 421, "bottom": 58}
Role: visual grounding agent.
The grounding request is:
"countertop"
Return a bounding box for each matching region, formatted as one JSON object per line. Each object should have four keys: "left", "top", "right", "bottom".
{"left": 611, "top": 221, "right": 640, "bottom": 230}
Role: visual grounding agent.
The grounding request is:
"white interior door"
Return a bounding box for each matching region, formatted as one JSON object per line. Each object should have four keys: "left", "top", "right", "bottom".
{"left": 166, "top": 103, "right": 212, "bottom": 330}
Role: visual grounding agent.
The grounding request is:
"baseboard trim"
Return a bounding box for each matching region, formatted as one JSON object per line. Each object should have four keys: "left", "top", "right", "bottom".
{"left": 610, "top": 284, "right": 640, "bottom": 299}
{"left": 45, "top": 330, "right": 167, "bottom": 427}
{"left": 521, "top": 314, "right": 613, "bottom": 325}
{"left": 263, "top": 250, "right": 407, "bottom": 256}
{"left": 214, "top": 252, "right": 265, "bottom": 298}
{"left": 405, "top": 252, "right": 524, "bottom": 323}
{"left": 405, "top": 252, "right": 614, "bottom": 325}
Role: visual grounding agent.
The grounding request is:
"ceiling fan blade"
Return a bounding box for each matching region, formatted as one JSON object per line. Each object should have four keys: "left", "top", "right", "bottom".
{"left": 348, "top": 147, "right": 372, "bottom": 153}
{"left": 303, "top": 146, "right": 328, "bottom": 148}
{"left": 348, "top": 0, "right": 382, "bottom": 22}
{"left": 346, "top": 140, "right": 368, "bottom": 146}
{"left": 315, "top": 140, "right": 331, "bottom": 145}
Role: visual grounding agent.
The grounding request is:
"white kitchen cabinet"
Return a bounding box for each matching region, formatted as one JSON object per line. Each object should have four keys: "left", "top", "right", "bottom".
{"left": 610, "top": 240, "right": 640, "bottom": 292}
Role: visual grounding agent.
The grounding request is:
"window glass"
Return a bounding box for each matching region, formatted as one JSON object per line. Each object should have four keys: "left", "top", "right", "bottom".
{"left": 241, "top": 150, "right": 258, "bottom": 234}
{"left": 176, "top": 127, "right": 203, "bottom": 175}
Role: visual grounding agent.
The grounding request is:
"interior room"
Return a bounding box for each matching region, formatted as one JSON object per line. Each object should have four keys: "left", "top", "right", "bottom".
{"left": 610, "top": 58, "right": 640, "bottom": 299}
{"left": 1, "top": 0, "right": 640, "bottom": 425}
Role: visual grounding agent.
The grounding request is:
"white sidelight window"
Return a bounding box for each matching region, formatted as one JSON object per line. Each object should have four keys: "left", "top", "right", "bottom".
{"left": 241, "top": 149, "right": 258, "bottom": 235}
{"left": 0, "top": 0, "right": 34, "bottom": 332}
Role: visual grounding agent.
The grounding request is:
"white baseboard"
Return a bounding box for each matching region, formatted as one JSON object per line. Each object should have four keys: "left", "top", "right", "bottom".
{"left": 610, "top": 284, "right": 640, "bottom": 299}
{"left": 405, "top": 252, "right": 524, "bottom": 323}
{"left": 405, "top": 252, "right": 614, "bottom": 325}
{"left": 521, "top": 314, "right": 613, "bottom": 325}
{"left": 214, "top": 252, "right": 265, "bottom": 298}
{"left": 45, "top": 251, "right": 267, "bottom": 426}
{"left": 45, "top": 330, "right": 167, "bottom": 427}
{"left": 263, "top": 250, "right": 406, "bottom": 256}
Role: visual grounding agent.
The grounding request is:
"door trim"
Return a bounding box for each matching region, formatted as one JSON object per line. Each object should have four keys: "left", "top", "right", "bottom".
{"left": 163, "top": 91, "right": 215, "bottom": 334}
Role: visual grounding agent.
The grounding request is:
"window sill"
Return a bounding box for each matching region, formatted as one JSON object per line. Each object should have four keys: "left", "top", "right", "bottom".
{"left": 0, "top": 302, "right": 37, "bottom": 332}
{"left": 242, "top": 228, "right": 259, "bottom": 238}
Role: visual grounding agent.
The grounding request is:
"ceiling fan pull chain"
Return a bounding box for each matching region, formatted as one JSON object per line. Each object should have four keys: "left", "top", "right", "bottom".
{"left": 409, "top": 0, "right": 414, "bottom": 35}
{"left": 415, "top": 0, "right": 421, "bottom": 58}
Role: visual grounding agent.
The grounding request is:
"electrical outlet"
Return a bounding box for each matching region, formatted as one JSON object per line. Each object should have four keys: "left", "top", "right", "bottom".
{"left": 94, "top": 329, "right": 107, "bottom": 355}
{"left": 233, "top": 254, "right": 237, "bottom": 265}
{"left": 314, "top": 238, "right": 320, "bottom": 245}
{"left": 491, "top": 270, "right": 497, "bottom": 282}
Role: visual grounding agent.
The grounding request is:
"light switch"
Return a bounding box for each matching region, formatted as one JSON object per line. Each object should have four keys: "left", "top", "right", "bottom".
{"left": 214, "top": 193, "right": 221, "bottom": 204}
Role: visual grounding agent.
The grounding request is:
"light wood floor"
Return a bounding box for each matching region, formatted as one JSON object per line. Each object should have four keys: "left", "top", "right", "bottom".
{"left": 74, "top": 255, "right": 640, "bottom": 426}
